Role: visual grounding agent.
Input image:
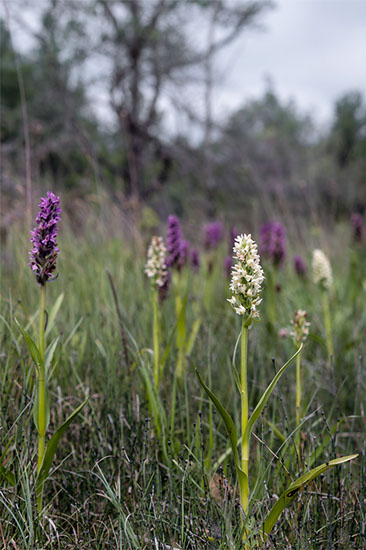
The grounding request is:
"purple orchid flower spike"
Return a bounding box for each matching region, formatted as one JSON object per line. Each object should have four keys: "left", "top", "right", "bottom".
{"left": 204, "top": 221, "right": 223, "bottom": 250}
{"left": 29, "top": 191, "right": 62, "bottom": 285}
{"left": 166, "top": 215, "right": 182, "bottom": 268}
{"left": 351, "top": 213, "right": 363, "bottom": 243}
{"left": 294, "top": 255, "right": 307, "bottom": 277}
{"left": 260, "top": 221, "right": 286, "bottom": 268}
{"left": 177, "top": 239, "right": 190, "bottom": 271}
{"left": 190, "top": 248, "right": 200, "bottom": 272}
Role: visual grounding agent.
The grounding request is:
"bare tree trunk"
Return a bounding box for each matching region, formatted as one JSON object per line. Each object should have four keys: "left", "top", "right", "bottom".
{"left": 203, "top": 5, "right": 219, "bottom": 215}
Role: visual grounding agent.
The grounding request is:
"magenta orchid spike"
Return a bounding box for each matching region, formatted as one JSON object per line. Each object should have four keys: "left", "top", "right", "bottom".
{"left": 29, "top": 191, "right": 62, "bottom": 285}
{"left": 166, "top": 215, "right": 182, "bottom": 268}
{"left": 294, "top": 255, "right": 307, "bottom": 277}
{"left": 190, "top": 248, "right": 200, "bottom": 272}
{"left": 204, "top": 221, "right": 223, "bottom": 250}
{"left": 177, "top": 239, "right": 190, "bottom": 271}
{"left": 351, "top": 213, "right": 363, "bottom": 243}
{"left": 260, "top": 221, "right": 286, "bottom": 267}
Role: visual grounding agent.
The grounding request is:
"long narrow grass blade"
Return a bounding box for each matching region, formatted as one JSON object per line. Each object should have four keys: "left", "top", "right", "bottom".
{"left": 44, "top": 336, "right": 60, "bottom": 375}
{"left": 186, "top": 318, "right": 202, "bottom": 357}
{"left": 63, "top": 317, "right": 84, "bottom": 348}
{"left": 0, "top": 314, "right": 21, "bottom": 355}
{"left": 45, "top": 292, "right": 64, "bottom": 337}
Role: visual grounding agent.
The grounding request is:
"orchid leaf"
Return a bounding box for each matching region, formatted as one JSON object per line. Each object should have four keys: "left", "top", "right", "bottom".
{"left": 0, "top": 438, "right": 16, "bottom": 486}
{"left": 14, "top": 317, "right": 43, "bottom": 371}
{"left": 231, "top": 331, "right": 242, "bottom": 393}
{"left": 196, "top": 369, "right": 247, "bottom": 493}
{"left": 38, "top": 398, "right": 88, "bottom": 483}
{"left": 139, "top": 365, "right": 162, "bottom": 438}
{"left": 0, "top": 464, "right": 15, "bottom": 486}
{"left": 263, "top": 454, "right": 358, "bottom": 537}
{"left": 244, "top": 344, "right": 303, "bottom": 442}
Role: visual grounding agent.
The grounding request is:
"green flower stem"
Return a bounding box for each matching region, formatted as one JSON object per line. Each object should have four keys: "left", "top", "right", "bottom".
{"left": 37, "top": 283, "right": 46, "bottom": 511}
{"left": 296, "top": 350, "right": 301, "bottom": 426}
{"left": 153, "top": 288, "right": 160, "bottom": 387}
{"left": 241, "top": 321, "right": 249, "bottom": 511}
{"left": 173, "top": 272, "right": 186, "bottom": 384}
{"left": 321, "top": 289, "right": 334, "bottom": 359}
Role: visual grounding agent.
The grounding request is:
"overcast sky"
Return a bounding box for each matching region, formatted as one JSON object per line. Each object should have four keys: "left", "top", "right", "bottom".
{"left": 212, "top": 0, "right": 366, "bottom": 126}
{"left": 4, "top": 0, "right": 366, "bottom": 133}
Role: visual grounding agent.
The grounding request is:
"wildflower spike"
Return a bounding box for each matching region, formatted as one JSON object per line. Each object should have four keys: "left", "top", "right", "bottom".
{"left": 166, "top": 215, "right": 182, "bottom": 268}
{"left": 29, "top": 191, "right": 61, "bottom": 285}
{"left": 260, "top": 221, "right": 286, "bottom": 267}
{"left": 145, "top": 236, "right": 169, "bottom": 289}
{"left": 312, "top": 249, "right": 332, "bottom": 290}
{"left": 227, "top": 234, "right": 264, "bottom": 321}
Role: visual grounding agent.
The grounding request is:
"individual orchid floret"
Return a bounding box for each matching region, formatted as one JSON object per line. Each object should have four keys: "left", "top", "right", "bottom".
{"left": 294, "top": 255, "right": 307, "bottom": 277}
{"left": 227, "top": 234, "right": 265, "bottom": 320}
{"left": 145, "top": 236, "right": 169, "bottom": 288}
{"left": 29, "top": 191, "right": 62, "bottom": 285}
{"left": 204, "top": 221, "right": 223, "bottom": 250}
{"left": 289, "top": 309, "right": 310, "bottom": 345}
{"left": 166, "top": 215, "right": 182, "bottom": 268}
{"left": 351, "top": 213, "right": 363, "bottom": 243}
{"left": 312, "top": 249, "right": 332, "bottom": 290}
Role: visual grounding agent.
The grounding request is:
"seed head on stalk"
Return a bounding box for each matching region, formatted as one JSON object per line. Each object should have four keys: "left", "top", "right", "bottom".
{"left": 227, "top": 234, "right": 264, "bottom": 321}
{"left": 29, "top": 191, "right": 61, "bottom": 285}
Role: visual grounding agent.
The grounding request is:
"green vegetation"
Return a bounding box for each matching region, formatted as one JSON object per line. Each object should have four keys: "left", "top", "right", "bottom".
{"left": 1, "top": 197, "right": 365, "bottom": 548}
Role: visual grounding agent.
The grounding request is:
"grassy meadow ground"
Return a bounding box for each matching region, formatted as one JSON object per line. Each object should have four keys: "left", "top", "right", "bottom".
{"left": 1, "top": 194, "right": 365, "bottom": 549}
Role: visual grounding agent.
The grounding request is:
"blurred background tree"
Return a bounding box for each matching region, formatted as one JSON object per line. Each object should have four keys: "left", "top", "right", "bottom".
{"left": 1, "top": 0, "right": 365, "bottom": 224}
